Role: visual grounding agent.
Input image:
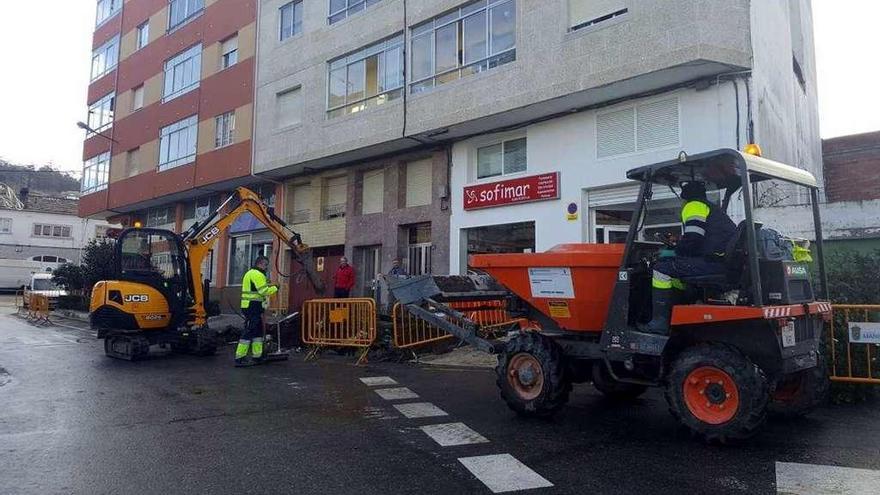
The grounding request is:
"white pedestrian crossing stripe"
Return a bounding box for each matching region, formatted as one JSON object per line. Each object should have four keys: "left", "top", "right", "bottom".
{"left": 776, "top": 462, "right": 880, "bottom": 494}
{"left": 374, "top": 387, "right": 419, "bottom": 400}
{"left": 420, "top": 422, "right": 489, "bottom": 447}
{"left": 359, "top": 376, "right": 398, "bottom": 387}
{"left": 459, "top": 454, "right": 554, "bottom": 493}
{"left": 393, "top": 402, "right": 448, "bottom": 419}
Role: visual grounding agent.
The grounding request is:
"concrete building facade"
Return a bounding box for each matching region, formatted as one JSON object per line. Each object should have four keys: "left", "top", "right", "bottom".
{"left": 252, "top": 0, "right": 823, "bottom": 276}
{"left": 78, "top": 0, "right": 277, "bottom": 307}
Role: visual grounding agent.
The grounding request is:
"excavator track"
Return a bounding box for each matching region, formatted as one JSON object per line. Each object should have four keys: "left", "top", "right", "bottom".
{"left": 104, "top": 335, "right": 151, "bottom": 361}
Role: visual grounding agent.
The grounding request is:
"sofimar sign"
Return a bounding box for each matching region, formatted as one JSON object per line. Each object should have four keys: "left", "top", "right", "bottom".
{"left": 849, "top": 322, "right": 880, "bottom": 344}
{"left": 463, "top": 172, "right": 560, "bottom": 210}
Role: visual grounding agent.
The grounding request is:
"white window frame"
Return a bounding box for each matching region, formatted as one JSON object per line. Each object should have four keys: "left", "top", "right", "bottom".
{"left": 132, "top": 85, "right": 145, "bottom": 111}
{"left": 87, "top": 93, "right": 116, "bottom": 133}
{"left": 409, "top": 0, "right": 517, "bottom": 94}
{"left": 329, "top": 0, "right": 384, "bottom": 25}
{"left": 276, "top": 86, "right": 303, "bottom": 129}
{"left": 163, "top": 44, "right": 202, "bottom": 102}
{"left": 214, "top": 111, "right": 235, "bottom": 149}
{"left": 96, "top": 0, "right": 122, "bottom": 27}
{"left": 158, "top": 115, "right": 198, "bottom": 171}
{"left": 327, "top": 34, "right": 405, "bottom": 119}
{"left": 82, "top": 152, "right": 111, "bottom": 194}
{"left": 279, "top": 1, "right": 304, "bottom": 41}
{"left": 595, "top": 96, "right": 681, "bottom": 160}
{"left": 476, "top": 137, "right": 527, "bottom": 180}
{"left": 32, "top": 224, "right": 73, "bottom": 239}
{"left": 145, "top": 207, "right": 174, "bottom": 228}
{"left": 0, "top": 218, "right": 12, "bottom": 235}
{"left": 136, "top": 22, "right": 150, "bottom": 50}
{"left": 220, "top": 35, "right": 238, "bottom": 70}
{"left": 168, "top": 0, "right": 205, "bottom": 32}
{"left": 91, "top": 35, "right": 120, "bottom": 81}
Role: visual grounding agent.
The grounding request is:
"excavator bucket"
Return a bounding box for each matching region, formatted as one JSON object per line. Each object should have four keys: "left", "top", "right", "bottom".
{"left": 388, "top": 275, "right": 442, "bottom": 305}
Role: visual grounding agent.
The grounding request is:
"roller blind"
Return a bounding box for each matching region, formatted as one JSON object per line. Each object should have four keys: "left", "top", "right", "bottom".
{"left": 405, "top": 159, "right": 432, "bottom": 207}
{"left": 290, "top": 184, "right": 312, "bottom": 224}
{"left": 362, "top": 169, "right": 385, "bottom": 214}
{"left": 569, "top": 0, "right": 627, "bottom": 29}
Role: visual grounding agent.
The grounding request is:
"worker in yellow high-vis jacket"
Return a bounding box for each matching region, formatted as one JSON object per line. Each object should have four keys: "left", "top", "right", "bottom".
{"left": 235, "top": 256, "right": 278, "bottom": 367}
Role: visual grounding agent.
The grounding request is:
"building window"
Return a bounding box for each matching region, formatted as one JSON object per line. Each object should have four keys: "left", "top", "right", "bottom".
{"left": 220, "top": 35, "right": 238, "bottom": 69}
{"left": 280, "top": 1, "right": 303, "bottom": 41}
{"left": 276, "top": 87, "right": 302, "bottom": 129}
{"left": 159, "top": 115, "right": 198, "bottom": 171}
{"left": 405, "top": 159, "right": 432, "bottom": 207}
{"left": 0, "top": 218, "right": 12, "bottom": 235}
{"left": 82, "top": 152, "right": 111, "bottom": 193}
{"left": 329, "top": 0, "right": 384, "bottom": 24}
{"left": 407, "top": 223, "right": 432, "bottom": 275}
{"left": 96, "top": 0, "right": 122, "bottom": 27}
{"left": 163, "top": 44, "right": 202, "bottom": 102}
{"left": 145, "top": 207, "right": 174, "bottom": 228}
{"left": 568, "top": 0, "right": 628, "bottom": 32}
{"left": 87, "top": 93, "right": 115, "bottom": 133}
{"left": 214, "top": 112, "right": 236, "bottom": 148}
{"left": 95, "top": 225, "right": 112, "bottom": 239}
{"left": 125, "top": 147, "right": 141, "bottom": 177}
{"left": 477, "top": 137, "right": 526, "bottom": 179}
{"left": 33, "top": 224, "right": 72, "bottom": 239}
{"left": 228, "top": 235, "right": 273, "bottom": 285}
{"left": 91, "top": 36, "right": 119, "bottom": 80}
{"left": 132, "top": 85, "right": 145, "bottom": 111}
{"left": 327, "top": 34, "right": 404, "bottom": 118}
{"left": 596, "top": 97, "right": 679, "bottom": 158}
{"left": 322, "top": 176, "right": 347, "bottom": 219}
{"left": 288, "top": 183, "right": 312, "bottom": 224}
{"left": 361, "top": 169, "right": 384, "bottom": 214}
{"left": 169, "top": 0, "right": 204, "bottom": 31}
{"left": 410, "top": 0, "right": 516, "bottom": 94}
{"left": 136, "top": 22, "right": 150, "bottom": 50}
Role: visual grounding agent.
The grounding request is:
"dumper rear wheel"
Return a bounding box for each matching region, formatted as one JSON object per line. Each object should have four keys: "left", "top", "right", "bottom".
{"left": 497, "top": 332, "right": 571, "bottom": 418}
{"left": 665, "top": 343, "right": 768, "bottom": 443}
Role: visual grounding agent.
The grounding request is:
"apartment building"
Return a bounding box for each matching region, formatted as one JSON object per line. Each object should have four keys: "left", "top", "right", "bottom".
{"left": 252, "top": 0, "right": 822, "bottom": 279}
{"left": 78, "top": 0, "right": 270, "bottom": 307}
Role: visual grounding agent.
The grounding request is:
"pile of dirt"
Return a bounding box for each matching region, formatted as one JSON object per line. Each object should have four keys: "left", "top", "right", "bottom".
{"left": 417, "top": 345, "right": 498, "bottom": 369}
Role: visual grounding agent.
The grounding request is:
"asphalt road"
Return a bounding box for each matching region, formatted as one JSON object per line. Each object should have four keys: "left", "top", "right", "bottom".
{"left": 1, "top": 313, "right": 879, "bottom": 494}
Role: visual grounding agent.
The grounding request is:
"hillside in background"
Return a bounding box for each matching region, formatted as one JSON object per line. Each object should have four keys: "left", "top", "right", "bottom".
{"left": 0, "top": 158, "right": 80, "bottom": 194}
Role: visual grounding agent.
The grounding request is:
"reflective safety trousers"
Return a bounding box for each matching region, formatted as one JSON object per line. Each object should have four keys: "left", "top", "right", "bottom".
{"left": 240, "top": 268, "right": 278, "bottom": 309}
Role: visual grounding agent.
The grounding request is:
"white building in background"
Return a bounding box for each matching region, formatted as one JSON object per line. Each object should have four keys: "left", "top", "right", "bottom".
{"left": 0, "top": 189, "right": 117, "bottom": 273}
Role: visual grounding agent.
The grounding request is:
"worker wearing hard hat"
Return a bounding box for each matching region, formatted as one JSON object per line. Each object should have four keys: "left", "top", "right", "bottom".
{"left": 235, "top": 256, "right": 278, "bottom": 367}
{"left": 642, "top": 181, "right": 736, "bottom": 334}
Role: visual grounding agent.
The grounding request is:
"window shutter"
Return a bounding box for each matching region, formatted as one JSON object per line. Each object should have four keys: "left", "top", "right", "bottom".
{"left": 569, "top": 0, "right": 627, "bottom": 29}
{"left": 324, "top": 176, "right": 347, "bottom": 218}
{"left": 405, "top": 159, "right": 433, "bottom": 207}
{"left": 597, "top": 107, "right": 635, "bottom": 158}
{"left": 636, "top": 98, "right": 679, "bottom": 151}
{"left": 291, "top": 184, "right": 312, "bottom": 224}
{"left": 276, "top": 88, "right": 302, "bottom": 128}
{"left": 362, "top": 169, "right": 384, "bottom": 214}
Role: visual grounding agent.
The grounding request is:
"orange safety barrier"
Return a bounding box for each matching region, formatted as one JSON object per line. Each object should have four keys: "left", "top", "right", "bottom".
{"left": 301, "top": 298, "right": 376, "bottom": 365}
{"left": 392, "top": 302, "right": 455, "bottom": 350}
{"left": 827, "top": 305, "right": 880, "bottom": 384}
{"left": 25, "top": 294, "right": 52, "bottom": 326}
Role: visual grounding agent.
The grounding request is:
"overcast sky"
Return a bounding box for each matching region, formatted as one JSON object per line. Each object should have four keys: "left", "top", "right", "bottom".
{"left": 0, "top": 1, "right": 877, "bottom": 175}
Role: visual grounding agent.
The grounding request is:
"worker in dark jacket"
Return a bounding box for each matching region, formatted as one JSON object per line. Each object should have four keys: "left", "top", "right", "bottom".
{"left": 642, "top": 181, "right": 737, "bottom": 334}
{"left": 333, "top": 257, "right": 355, "bottom": 298}
{"left": 235, "top": 256, "right": 278, "bottom": 367}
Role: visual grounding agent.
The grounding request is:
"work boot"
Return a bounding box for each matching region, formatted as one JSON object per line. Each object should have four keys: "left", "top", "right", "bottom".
{"left": 640, "top": 288, "right": 674, "bottom": 335}
{"left": 234, "top": 357, "right": 255, "bottom": 368}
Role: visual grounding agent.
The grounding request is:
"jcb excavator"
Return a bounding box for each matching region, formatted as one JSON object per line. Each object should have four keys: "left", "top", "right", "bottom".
{"left": 90, "top": 187, "right": 324, "bottom": 360}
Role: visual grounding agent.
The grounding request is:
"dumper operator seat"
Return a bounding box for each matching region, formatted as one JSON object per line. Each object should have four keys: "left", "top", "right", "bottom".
{"left": 676, "top": 220, "right": 757, "bottom": 300}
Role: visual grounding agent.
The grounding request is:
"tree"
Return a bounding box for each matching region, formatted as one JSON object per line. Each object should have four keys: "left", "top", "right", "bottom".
{"left": 825, "top": 249, "right": 880, "bottom": 304}
{"left": 52, "top": 263, "right": 85, "bottom": 294}
{"left": 80, "top": 238, "right": 117, "bottom": 293}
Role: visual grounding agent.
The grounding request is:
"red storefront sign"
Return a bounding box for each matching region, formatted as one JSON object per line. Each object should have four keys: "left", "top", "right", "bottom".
{"left": 463, "top": 172, "right": 560, "bottom": 210}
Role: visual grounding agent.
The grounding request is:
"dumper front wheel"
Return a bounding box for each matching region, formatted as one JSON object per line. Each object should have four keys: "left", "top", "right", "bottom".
{"left": 497, "top": 332, "right": 571, "bottom": 418}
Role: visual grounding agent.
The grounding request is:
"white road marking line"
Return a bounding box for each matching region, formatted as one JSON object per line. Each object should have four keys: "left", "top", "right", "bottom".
{"left": 458, "top": 454, "right": 554, "bottom": 493}
{"left": 374, "top": 387, "right": 419, "bottom": 400}
{"left": 360, "top": 376, "right": 398, "bottom": 386}
{"left": 776, "top": 462, "right": 880, "bottom": 494}
{"left": 393, "top": 402, "right": 449, "bottom": 419}
{"left": 420, "top": 422, "right": 489, "bottom": 447}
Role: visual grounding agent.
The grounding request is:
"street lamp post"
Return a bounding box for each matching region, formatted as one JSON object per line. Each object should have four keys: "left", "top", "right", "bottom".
{"left": 77, "top": 121, "right": 118, "bottom": 143}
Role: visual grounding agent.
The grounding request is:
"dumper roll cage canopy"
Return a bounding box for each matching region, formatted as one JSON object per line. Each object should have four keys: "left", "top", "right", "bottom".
{"left": 623, "top": 148, "right": 827, "bottom": 304}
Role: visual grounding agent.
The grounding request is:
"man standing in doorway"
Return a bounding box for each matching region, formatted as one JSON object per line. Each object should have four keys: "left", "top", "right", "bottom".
{"left": 333, "top": 256, "right": 355, "bottom": 298}
{"left": 236, "top": 256, "right": 278, "bottom": 367}
{"left": 388, "top": 258, "right": 409, "bottom": 279}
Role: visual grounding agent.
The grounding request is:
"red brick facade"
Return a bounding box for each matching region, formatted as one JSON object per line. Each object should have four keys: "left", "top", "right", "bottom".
{"left": 822, "top": 131, "right": 880, "bottom": 203}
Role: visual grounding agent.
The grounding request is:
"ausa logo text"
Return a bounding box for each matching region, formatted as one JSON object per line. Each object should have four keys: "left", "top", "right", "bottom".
{"left": 124, "top": 294, "right": 150, "bottom": 303}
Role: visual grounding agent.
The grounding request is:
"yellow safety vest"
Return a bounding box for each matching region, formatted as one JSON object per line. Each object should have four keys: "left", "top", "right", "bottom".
{"left": 240, "top": 268, "right": 278, "bottom": 309}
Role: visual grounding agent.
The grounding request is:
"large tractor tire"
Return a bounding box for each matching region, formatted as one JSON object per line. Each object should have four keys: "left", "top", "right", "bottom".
{"left": 496, "top": 332, "right": 571, "bottom": 418}
{"left": 769, "top": 351, "right": 829, "bottom": 417}
{"left": 665, "top": 343, "right": 769, "bottom": 443}
{"left": 592, "top": 361, "right": 648, "bottom": 401}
